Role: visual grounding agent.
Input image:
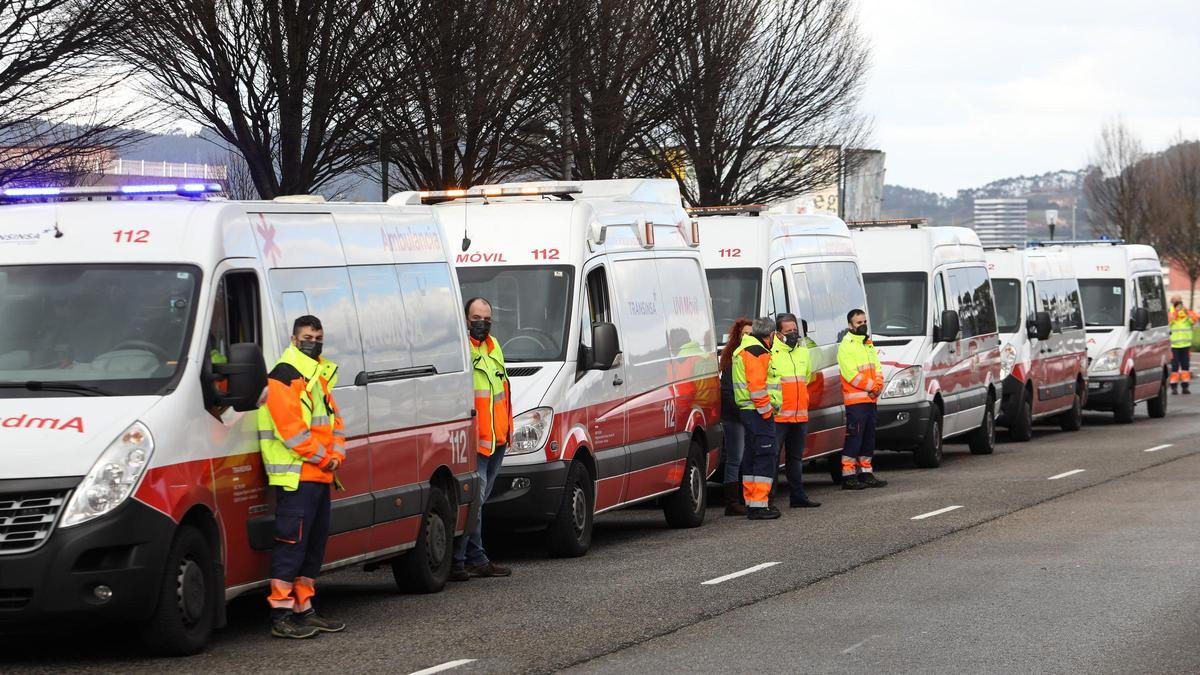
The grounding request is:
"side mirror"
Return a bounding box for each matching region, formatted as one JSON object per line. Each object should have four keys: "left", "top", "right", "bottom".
{"left": 1029, "top": 311, "right": 1052, "bottom": 341}
{"left": 211, "top": 343, "right": 268, "bottom": 412}
{"left": 1131, "top": 307, "right": 1150, "bottom": 332}
{"left": 589, "top": 322, "right": 620, "bottom": 370}
{"left": 937, "top": 310, "right": 960, "bottom": 342}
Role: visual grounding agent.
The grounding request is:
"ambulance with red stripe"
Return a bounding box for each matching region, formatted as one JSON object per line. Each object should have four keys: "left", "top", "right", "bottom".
{"left": 1060, "top": 241, "right": 1170, "bottom": 423}
{"left": 850, "top": 221, "right": 1001, "bottom": 468}
{"left": 692, "top": 206, "right": 867, "bottom": 474}
{"left": 399, "top": 179, "right": 720, "bottom": 557}
{"left": 985, "top": 245, "right": 1089, "bottom": 440}
{"left": 0, "top": 184, "right": 477, "bottom": 654}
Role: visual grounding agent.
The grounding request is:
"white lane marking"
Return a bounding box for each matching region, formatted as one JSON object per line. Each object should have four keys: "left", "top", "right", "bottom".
{"left": 702, "top": 562, "right": 781, "bottom": 585}
{"left": 1048, "top": 469, "right": 1086, "bottom": 480}
{"left": 1144, "top": 444, "right": 1173, "bottom": 453}
{"left": 841, "top": 635, "right": 882, "bottom": 654}
{"left": 409, "top": 660, "right": 476, "bottom": 675}
{"left": 910, "top": 505, "right": 963, "bottom": 520}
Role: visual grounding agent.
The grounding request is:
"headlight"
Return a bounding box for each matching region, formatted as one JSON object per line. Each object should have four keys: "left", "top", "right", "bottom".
{"left": 882, "top": 367, "right": 921, "bottom": 399}
{"left": 1089, "top": 348, "right": 1123, "bottom": 375}
{"left": 60, "top": 421, "right": 154, "bottom": 528}
{"left": 1000, "top": 344, "right": 1017, "bottom": 379}
{"left": 508, "top": 407, "right": 554, "bottom": 455}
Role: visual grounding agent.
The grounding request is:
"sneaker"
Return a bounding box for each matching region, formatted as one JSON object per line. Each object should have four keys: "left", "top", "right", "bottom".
{"left": 764, "top": 504, "right": 782, "bottom": 517}
{"left": 790, "top": 497, "right": 821, "bottom": 508}
{"left": 842, "top": 476, "right": 867, "bottom": 490}
{"left": 271, "top": 616, "right": 319, "bottom": 639}
{"left": 746, "top": 507, "right": 781, "bottom": 520}
{"left": 467, "top": 562, "right": 512, "bottom": 578}
{"left": 449, "top": 566, "right": 471, "bottom": 582}
{"left": 1170, "top": 385, "right": 1179, "bottom": 394}
{"left": 860, "top": 473, "right": 888, "bottom": 488}
{"left": 296, "top": 610, "right": 346, "bottom": 633}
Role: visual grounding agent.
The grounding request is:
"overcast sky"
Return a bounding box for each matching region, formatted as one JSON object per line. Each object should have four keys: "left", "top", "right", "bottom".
{"left": 855, "top": 0, "right": 1200, "bottom": 195}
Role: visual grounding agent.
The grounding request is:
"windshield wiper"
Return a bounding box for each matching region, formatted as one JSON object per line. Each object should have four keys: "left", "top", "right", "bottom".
{"left": 0, "top": 381, "right": 115, "bottom": 396}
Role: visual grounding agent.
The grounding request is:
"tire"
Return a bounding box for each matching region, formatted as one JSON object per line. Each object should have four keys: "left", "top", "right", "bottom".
{"left": 141, "top": 525, "right": 217, "bottom": 656}
{"left": 1114, "top": 377, "right": 1136, "bottom": 424}
{"left": 663, "top": 441, "right": 707, "bottom": 528}
{"left": 1147, "top": 374, "right": 1168, "bottom": 419}
{"left": 1059, "top": 384, "right": 1084, "bottom": 431}
{"left": 393, "top": 485, "right": 453, "bottom": 594}
{"left": 912, "top": 408, "right": 943, "bottom": 468}
{"left": 1009, "top": 386, "right": 1034, "bottom": 442}
{"left": 546, "top": 461, "right": 593, "bottom": 558}
{"left": 968, "top": 394, "right": 996, "bottom": 455}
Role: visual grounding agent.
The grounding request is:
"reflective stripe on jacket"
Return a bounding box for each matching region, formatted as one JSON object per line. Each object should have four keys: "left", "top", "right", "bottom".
{"left": 472, "top": 335, "right": 512, "bottom": 457}
{"left": 838, "top": 332, "right": 882, "bottom": 407}
{"left": 1169, "top": 307, "right": 1198, "bottom": 348}
{"left": 733, "top": 334, "right": 774, "bottom": 417}
{"left": 771, "top": 338, "right": 812, "bottom": 423}
{"left": 256, "top": 344, "right": 344, "bottom": 490}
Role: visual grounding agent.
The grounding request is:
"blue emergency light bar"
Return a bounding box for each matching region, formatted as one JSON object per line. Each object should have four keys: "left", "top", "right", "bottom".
{"left": 0, "top": 182, "right": 223, "bottom": 203}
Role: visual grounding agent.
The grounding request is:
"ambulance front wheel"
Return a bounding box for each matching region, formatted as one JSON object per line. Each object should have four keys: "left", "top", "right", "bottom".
{"left": 393, "top": 485, "right": 453, "bottom": 593}
{"left": 546, "top": 461, "right": 593, "bottom": 558}
{"left": 141, "top": 525, "right": 216, "bottom": 656}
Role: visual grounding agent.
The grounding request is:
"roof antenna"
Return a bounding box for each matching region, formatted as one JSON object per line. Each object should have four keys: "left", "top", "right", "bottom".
{"left": 460, "top": 191, "right": 476, "bottom": 252}
{"left": 45, "top": 212, "right": 63, "bottom": 238}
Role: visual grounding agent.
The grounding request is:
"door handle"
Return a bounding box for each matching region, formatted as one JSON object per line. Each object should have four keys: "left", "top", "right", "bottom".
{"left": 612, "top": 375, "right": 623, "bottom": 386}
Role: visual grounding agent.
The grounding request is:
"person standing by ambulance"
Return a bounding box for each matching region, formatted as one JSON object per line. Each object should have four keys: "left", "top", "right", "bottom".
{"left": 258, "top": 315, "right": 346, "bottom": 639}
{"left": 733, "top": 317, "right": 781, "bottom": 520}
{"left": 451, "top": 297, "right": 514, "bottom": 580}
{"left": 771, "top": 314, "right": 820, "bottom": 508}
{"left": 1168, "top": 295, "right": 1197, "bottom": 394}
{"left": 718, "top": 318, "right": 753, "bottom": 515}
{"left": 837, "top": 309, "right": 887, "bottom": 490}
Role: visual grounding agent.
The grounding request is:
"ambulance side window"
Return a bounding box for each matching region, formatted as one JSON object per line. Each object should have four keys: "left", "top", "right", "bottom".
{"left": 206, "top": 271, "right": 261, "bottom": 417}
{"left": 1026, "top": 281, "right": 1037, "bottom": 325}
{"left": 932, "top": 272, "right": 946, "bottom": 336}
{"left": 769, "top": 268, "right": 789, "bottom": 317}
{"left": 581, "top": 266, "right": 612, "bottom": 353}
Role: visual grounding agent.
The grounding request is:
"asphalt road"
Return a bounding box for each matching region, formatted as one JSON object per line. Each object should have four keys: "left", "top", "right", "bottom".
{"left": 5, "top": 394, "right": 1199, "bottom": 674}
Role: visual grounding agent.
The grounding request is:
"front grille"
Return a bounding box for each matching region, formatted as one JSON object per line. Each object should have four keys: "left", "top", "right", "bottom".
{"left": 0, "top": 588, "right": 32, "bottom": 610}
{"left": 0, "top": 490, "right": 67, "bottom": 555}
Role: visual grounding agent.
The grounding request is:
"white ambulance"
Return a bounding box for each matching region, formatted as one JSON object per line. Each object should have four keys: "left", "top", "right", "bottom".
{"left": 985, "top": 246, "right": 1089, "bottom": 440}
{"left": 1059, "top": 241, "right": 1170, "bottom": 422}
{"left": 0, "top": 184, "right": 477, "bottom": 654}
{"left": 398, "top": 179, "right": 720, "bottom": 558}
{"left": 850, "top": 221, "right": 1001, "bottom": 468}
{"left": 694, "top": 206, "right": 867, "bottom": 463}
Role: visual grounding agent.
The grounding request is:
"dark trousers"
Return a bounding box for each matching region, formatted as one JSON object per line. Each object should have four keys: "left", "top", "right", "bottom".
{"left": 775, "top": 421, "right": 808, "bottom": 502}
{"left": 455, "top": 445, "right": 507, "bottom": 567}
{"left": 268, "top": 481, "right": 331, "bottom": 617}
{"left": 842, "top": 403, "right": 878, "bottom": 475}
{"left": 739, "top": 409, "right": 777, "bottom": 508}
{"left": 1171, "top": 347, "right": 1191, "bottom": 386}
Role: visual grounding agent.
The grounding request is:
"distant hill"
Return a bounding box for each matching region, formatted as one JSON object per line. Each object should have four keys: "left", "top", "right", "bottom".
{"left": 881, "top": 168, "right": 1092, "bottom": 240}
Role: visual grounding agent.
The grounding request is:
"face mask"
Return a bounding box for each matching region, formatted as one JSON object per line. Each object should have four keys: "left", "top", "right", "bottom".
{"left": 296, "top": 339, "right": 322, "bottom": 360}
{"left": 853, "top": 324, "right": 869, "bottom": 337}
{"left": 469, "top": 319, "right": 491, "bottom": 342}
{"left": 783, "top": 331, "right": 800, "bottom": 348}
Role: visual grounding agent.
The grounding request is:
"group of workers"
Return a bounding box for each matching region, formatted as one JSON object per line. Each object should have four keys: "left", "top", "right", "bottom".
{"left": 719, "top": 309, "right": 886, "bottom": 521}
{"left": 256, "top": 297, "right": 512, "bottom": 640}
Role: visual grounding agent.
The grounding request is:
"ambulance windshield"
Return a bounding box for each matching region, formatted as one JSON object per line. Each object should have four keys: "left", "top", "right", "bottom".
{"left": 0, "top": 264, "right": 200, "bottom": 397}
{"left": 862, "top": 272, "right": 927, "bottom": 336}
{"left": 1078, "top": 279, "right": 1125, "bottom": 326}
{"left": 992, "top": 278, "right": 1022, "bottom": 333}
{"left": 458, "top": 265, "right": 574, "bottom": 362}
{"left": 706, "top": 268, "right": 761, "bottom": 345}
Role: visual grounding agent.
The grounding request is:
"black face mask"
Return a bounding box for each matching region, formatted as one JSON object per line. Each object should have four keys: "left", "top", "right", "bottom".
{"left": 853, "top": 324, "right": 869, "bottom": 337}
{"left": 296, "top": 339, "right": 323, "bottom": 360}
{"left": 783, "top": 331, "right": 800, "bottom": 348}
{"left": 469, "top": 319, "right": 492, "bottom": 342}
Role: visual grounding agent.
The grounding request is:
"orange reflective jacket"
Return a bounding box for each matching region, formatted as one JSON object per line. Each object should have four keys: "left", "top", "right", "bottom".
{"left": 472, "top": 335, "right": 512, "bottom": 456}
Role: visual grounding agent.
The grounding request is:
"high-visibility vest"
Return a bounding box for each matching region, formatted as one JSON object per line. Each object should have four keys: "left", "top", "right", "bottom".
{"left": 771, "top": 338, "right": 811, "bottom": 423}
{"left": 838, "top": 332, "right": 881, "bottom": 406}
{"left": 472, "top": 335, "right": 511, "bottom": 456}
{"left": 256, "top": 345, "right": 341, "bottom": 491}
{"left": 1169, "top": 307, "right": 1198, "bottom": 348}
{"left": 733, "top": 334, "right": 775, "bottom": 417}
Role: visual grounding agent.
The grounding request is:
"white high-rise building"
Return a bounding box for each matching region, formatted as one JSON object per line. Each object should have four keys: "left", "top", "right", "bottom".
{"left": 973, "top": 198, "right": 1028, "bottom": 248}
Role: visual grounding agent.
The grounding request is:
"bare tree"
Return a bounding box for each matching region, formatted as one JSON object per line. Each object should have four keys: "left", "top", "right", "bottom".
{"left": 1150, "top": 140, "right": 1200, "bottom": 306}
{"left": 114, "top": 0, "right": 404, "bottom": 198}
{"left": 0, "top": 0, "right": 145, "bottom": 187}
{"left": 1084, "top": 119, "right": 1150, "bottom": 242}
{"left": 368, "top": 0, "right": 557, "bottom": 192}
{"left": 637, "top": 0, "right": 871, "bottom": 206}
